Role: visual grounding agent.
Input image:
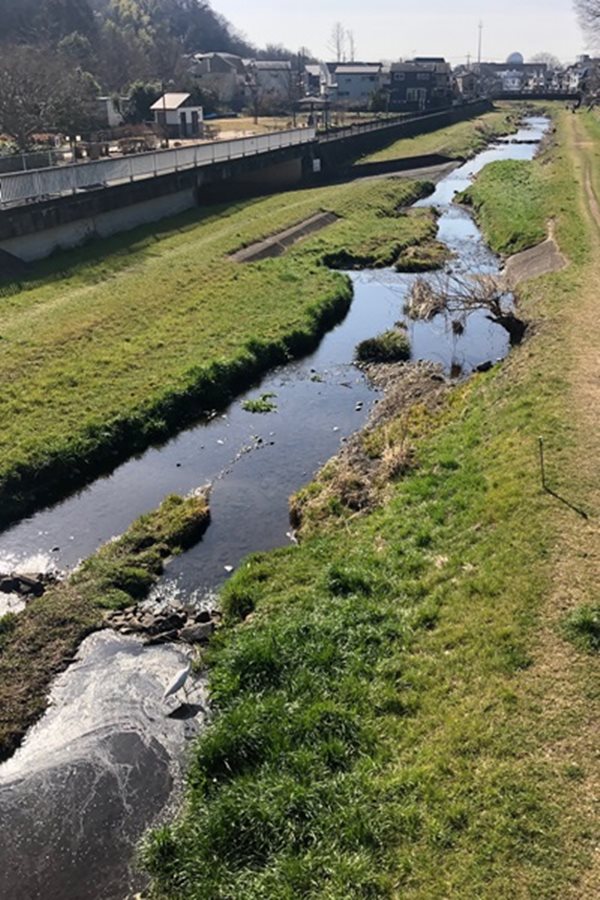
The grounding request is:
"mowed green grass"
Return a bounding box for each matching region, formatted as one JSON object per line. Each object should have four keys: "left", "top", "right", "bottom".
{"left": 0, "top": 176, "right": 434, "bottom": 523}
{"left": 460, "top": 158, "right": 551, "bottom": 254}
{"left": 358, "top": 106, "right": 521, "bottom": 165}
{"left": 143, "top": 109, "right": 598, "bottom": 897}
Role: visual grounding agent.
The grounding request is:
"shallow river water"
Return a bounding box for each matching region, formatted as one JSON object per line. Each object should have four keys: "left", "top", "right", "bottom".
{"left": 0, "top": 117, "right": 548, "bottom": 899}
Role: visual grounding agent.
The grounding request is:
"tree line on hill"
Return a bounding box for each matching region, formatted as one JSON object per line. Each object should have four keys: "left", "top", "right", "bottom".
{"left": 0, "top": 0, "right": 306, "bottom": 150}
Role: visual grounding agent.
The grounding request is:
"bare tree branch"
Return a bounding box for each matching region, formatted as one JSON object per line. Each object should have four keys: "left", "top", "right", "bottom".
{"left": 328, "top": 22, "right": 347, "bottom": 63}
{"left": 406, "top": 273, "right": 527, "bottom": 344}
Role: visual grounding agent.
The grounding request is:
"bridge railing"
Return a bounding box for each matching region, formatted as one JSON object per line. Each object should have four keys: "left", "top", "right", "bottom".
{"left": 0, "top": 127, "right": 316, "bottom": 207}
{"left": 317, "top": 101, "right": 489, "bottom": 144}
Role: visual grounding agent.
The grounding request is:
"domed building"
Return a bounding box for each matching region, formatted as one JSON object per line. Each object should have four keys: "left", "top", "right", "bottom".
{"left": 506, "top": 52, "right": 524, "bottom": 65}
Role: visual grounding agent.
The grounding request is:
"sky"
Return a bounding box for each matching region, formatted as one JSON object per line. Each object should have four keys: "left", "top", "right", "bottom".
{"left": 216, "top": 0, "right": 584, "bottom": 65}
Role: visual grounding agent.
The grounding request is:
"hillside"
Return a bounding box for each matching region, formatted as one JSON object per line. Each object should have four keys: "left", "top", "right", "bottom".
{"left": 0, "top": 0, "right": 288, "bottom": 91}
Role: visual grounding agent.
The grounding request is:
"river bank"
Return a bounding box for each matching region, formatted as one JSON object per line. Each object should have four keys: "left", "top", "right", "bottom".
{"left": 144, "top": 108, "right": 599, "bottom": 898}
{"left": 0, "top": 176, "right": 436, "bottom": 530}
{"left": 0, "top": 108, "right": 522, "bottom": 531}
{"left": 0, "top": 111, "right": 541, "bottom": 900}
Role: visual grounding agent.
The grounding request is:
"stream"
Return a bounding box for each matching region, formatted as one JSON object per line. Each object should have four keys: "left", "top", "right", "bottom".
{"left": 0, "top": 117, "right": 549, "bottom": 899}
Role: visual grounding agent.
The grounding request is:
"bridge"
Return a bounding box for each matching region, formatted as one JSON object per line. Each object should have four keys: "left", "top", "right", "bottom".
{"left": 0, "top": 128, "right": 317, "bottom": 208}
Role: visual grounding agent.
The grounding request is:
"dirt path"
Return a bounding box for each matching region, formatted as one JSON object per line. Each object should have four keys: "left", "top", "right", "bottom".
{"left": 521, "top": 112, "right": 600, "bottom": 896}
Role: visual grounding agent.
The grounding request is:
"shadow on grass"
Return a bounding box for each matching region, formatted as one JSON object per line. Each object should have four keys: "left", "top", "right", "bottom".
{"left": 544, "top": 485, "right": 590, "bottom": 520}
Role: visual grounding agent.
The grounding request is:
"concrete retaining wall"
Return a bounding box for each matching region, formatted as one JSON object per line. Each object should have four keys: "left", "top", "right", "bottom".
{"left": 350, "top": 152, "right": 455, "bottom": 178}
{"left": 0, "top": 188, "right": 196, "bottom": 262}
{"left": 0, "top": 147, "right": 310, "bottom": 262}
{"left": 316, "top": 100, "right": 493, "bottom": 172}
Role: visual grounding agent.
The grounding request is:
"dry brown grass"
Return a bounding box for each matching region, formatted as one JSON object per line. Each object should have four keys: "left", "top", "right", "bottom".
{"left": 512, "top": 112, "right": 600, "bottom": 897}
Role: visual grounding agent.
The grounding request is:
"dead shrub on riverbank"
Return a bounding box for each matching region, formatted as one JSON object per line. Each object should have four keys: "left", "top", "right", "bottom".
{"left": 406, "top": 271, "right": 527, "bottom": 345}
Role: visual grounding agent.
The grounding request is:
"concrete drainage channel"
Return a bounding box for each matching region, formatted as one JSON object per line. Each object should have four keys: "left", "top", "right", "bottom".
{"left": 0, "top": 117, "right": 551, "bottom": 900}
{"left": 229, "top": 210, "right": 340, "bottom": 262}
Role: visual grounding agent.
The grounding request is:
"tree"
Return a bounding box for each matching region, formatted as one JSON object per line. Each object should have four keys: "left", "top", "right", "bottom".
{"left": 58, "top": 31, "right": 95, "bottom": 68}
{"left": 51, "top": 68, "right": 101, "bottom": 140}
{"left": 406, "top": 272, "right": 527, "bottom": 345}
{"left": 576, "top": 0, "right": 600, "bottom": 39}
{"left": 0, "top": 0, "right": 97, "bottom": 45}
{"left": 0, "top": 45, "right": 100, "bottom": 150}
{"left": 347, "top": 29, "right": 356, "bottom": 63}
{"left": 126, "top": 81, "right": 163, "bottom": 123}
{"left": 529, "top": 52, "right": 561, "bottom": 69}
{"left": 0, "top": 45, "right": 60, "bottom": 150}
{"left": 328, "top": 22, "right": 347, "bottom": 63}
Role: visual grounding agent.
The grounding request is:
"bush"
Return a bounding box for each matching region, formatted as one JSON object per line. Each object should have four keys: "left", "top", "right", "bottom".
{"left": 355, "top": 329, "right": 411, "bottom": 363}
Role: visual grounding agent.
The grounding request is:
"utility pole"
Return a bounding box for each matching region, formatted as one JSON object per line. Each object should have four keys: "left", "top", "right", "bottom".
{"left": 161, "top": 81, "right": 169, "bottom": 148}
{"left": 467, "top": 52, "right": 471, "bottom": 70}
{"left": 477, "top": 20, "right": 483, "bottom": 66}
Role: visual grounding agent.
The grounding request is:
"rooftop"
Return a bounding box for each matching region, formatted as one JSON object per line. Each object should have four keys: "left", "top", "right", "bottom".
{"left": 150, "top": 93, "right": 196, "bottom": 111}
{"left": 335, "top": 65, "right": 381, "bottom": 75}
{"left": 251, "top": 60, "right": 292, "bottom": 70}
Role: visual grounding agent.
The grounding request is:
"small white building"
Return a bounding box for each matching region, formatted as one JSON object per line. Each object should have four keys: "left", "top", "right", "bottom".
{"left": 150, "top": 93, "right": 204, "bottom": 139}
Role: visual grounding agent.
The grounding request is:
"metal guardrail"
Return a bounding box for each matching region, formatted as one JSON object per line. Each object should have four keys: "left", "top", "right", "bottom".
{"left": 0, "top": 127, "right": 316, "bottom": 207}
{"left": 0, "top": 149, "right": 63, "bottom": 175}
{"left": 317, "top": 102, "right": 488, "bottom": 144}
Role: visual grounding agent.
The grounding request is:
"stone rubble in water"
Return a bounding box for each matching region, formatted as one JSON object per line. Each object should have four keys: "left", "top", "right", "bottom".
{"left": 104, "top": 603, "right": 222, "bottom": 645}
{"left": 0, "top": 571, "right": 59, "bottom": 599}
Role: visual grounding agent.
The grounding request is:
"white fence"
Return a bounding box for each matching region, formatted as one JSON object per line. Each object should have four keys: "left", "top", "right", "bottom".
{"left": 0, "top": 128, "right": 316, "bottom": 207}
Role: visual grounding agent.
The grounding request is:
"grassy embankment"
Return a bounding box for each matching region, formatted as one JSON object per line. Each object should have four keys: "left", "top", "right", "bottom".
{"left": 0, "top": 176, "right": 436, "bottom": 528}
{"left": 0, "top": 491, "right": 209, "bottom": 761}
{"left": 144, "top": 107, "right": 599, "bottom": 897}
{"left": 460, "top": 158, "right": 551, "bottom": 254}
{"left": 358, "top": 105, "right": 522, "bottom": 165}
{"left": 353, "top": 106, "right": 524, "bottom": 274}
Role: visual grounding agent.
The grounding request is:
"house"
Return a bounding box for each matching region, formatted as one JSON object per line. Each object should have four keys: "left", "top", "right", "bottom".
{"left": 561, "top": 55, "right": 600, "bottom": 95}
{"left": 188, "top": 52, "right": 246, "bottom": 107}
{"left": 476, "top": 60, "right": 548, "bottom": 95}
{"left": 303, "top": 64, "right": 323, "bottom": 96}
{"left": 150, "top": 93, "right": 204, "bottom": 139}
{"left": 302, "top": 62, "right": 337, "bottom": 99}
{"left": 454, "top": 69, "right": 479, "bottom": 101}
{"left": 500, "top": 69, "right": 525, "bottom": 92}
{"left": 388, "top": 58, "right": 453, "bottom": 112}
{"left": 95, "top": 96, "right": 126, "bottom": 128}
{"left": 244, "top": 60, "right": 293, "bottom": 112}
{"left": 331, "top": 63, "right": 384, "bottom": 109}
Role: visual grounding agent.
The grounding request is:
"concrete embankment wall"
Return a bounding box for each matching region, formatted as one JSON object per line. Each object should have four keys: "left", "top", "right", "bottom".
{"left": 349, "top": 152, "right": 455, "bottom": 178}
{"left": 0, "top": 148, "right": 310, "bottom": 262}
{"left": 316, "top": 100, "right": 492, "bottom": 173}
{"left": 0, "top": 188, "right": 196, "bottom": 262}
